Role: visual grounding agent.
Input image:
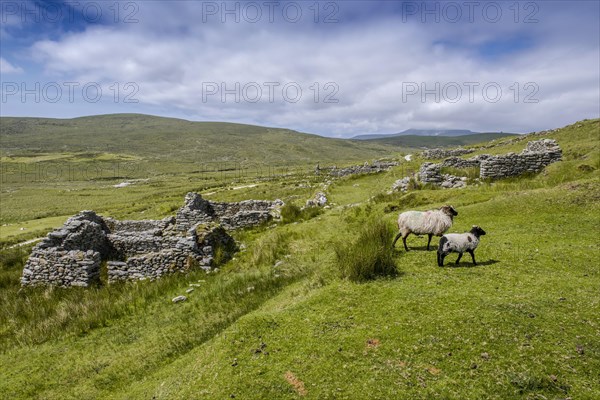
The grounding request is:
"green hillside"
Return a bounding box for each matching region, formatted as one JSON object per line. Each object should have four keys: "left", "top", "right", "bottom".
{"left": 364, "top": 132, "right": 518, "bottom": 148}
{"left": 0, "top": 114, "right": 401, "bottom": 164}
{"left": 0, "top": 118, "right": 598, "bottom": 399}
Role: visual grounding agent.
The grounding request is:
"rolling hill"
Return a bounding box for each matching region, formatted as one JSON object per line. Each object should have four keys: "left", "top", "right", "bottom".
{"left": 1, "top": 115, "right": 519, "bottom": 165}
{"left": 0, "top": 114, "right": 401, "bottom": 165}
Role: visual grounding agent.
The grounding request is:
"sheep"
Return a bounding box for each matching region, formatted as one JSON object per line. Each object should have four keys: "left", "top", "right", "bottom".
{"left": 392, "top": 205, "right": 458, "bottom": 251}
{"left": 437, "top": 225, "right": 486, "bottom": 267}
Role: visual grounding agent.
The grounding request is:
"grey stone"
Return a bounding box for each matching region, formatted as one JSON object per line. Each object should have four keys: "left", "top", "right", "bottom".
{"left": 172, "top": 295, "right": 187, "bottom": 303}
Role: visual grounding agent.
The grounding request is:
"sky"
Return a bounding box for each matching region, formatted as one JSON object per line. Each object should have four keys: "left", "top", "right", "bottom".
{"left": 1, "top": 0, "right": 599, "bottom": 137}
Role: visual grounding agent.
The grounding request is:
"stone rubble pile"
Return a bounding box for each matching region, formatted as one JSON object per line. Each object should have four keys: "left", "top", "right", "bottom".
{"left": 391, "top": 177, "right": 412, "bottom": 192}
{"left": 440, "top": 175, "right": 467, "bottom": 189}
{"left": 306, "top": 192, "right": 328, "bottom": 207}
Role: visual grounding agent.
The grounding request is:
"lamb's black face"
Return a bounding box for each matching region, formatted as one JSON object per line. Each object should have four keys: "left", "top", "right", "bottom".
{"left": 471, "top": 226, "right": 486, "bottom": 236}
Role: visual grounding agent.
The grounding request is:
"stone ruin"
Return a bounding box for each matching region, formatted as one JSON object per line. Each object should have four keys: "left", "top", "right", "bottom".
{"left": 422, "top": 147, "right": 474, "bottom": 159}
{"left": 417, "top": 139, "right": 562, "bottom": 185}
{"left": 479, "top": 139, "right": 563, "bottom": 179}
{"left": 175, "top": 192, "right": 283, "bottom": 232}
{"left": 21, "top": 193, "right": 283, "bottom": 287}
{"left": 316, "top": 160, "right": 399, "bottom": 177}
{"left": 392, "top": 139, "right": 563, "bottom": 192}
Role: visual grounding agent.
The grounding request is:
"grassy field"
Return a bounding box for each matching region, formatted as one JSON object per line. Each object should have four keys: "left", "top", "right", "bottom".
{"left": 0, "top": 118, "right": 598, "bottom": 399}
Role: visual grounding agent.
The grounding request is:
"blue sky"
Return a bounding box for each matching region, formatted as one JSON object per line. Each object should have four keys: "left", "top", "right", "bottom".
{"left": 1, "top": 0, "right": 599, "bottom": 137}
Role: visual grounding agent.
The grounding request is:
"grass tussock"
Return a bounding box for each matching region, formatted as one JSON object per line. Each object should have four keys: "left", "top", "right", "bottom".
{"left": 280, "top": 204, "right": 322, "bottom": 224}
{"left": 250, "top": 230, "right": 294, "bottom": 267}
{"left": 440, "top": 166, "right": 480, "bottom": 180}
{"left": 335, "top": 220, "right": 398, "bottom": 282}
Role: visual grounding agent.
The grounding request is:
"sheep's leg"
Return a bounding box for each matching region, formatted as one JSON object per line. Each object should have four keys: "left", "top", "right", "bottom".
{"left": 392, "top": 232, "right": 402, "bottom": 248}
{"left": 468, "top": 250, "right": 477, "bottom": 265}
{"left": 427, "top": 234, "right": 433, "bottom": 251}
{"left": 455, "top": 253, "right": 463, "bottom": 265}
{"left": 402, "top": 233, "right": 410, "bottom": 252}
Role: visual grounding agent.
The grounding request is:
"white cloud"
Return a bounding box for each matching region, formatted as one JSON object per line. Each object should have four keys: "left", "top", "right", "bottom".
{"left": 12, "top": 2, "right": 600, "bottom": 136}
{"left": 0, "top": 58, "right": 24, "bottom": 74}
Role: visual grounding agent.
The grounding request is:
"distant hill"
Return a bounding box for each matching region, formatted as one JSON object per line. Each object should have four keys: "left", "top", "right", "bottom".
{"left": 0, "top": 114, "right": 401, "bottom": 165}
{"left": 352, "top": 128, "right": 517, "bottom": 140}
{"left": 361, "top": 132, "right": 519, "bottom": 148}
{"left": 353, "top": 129, "right": 474, "bottom": 139}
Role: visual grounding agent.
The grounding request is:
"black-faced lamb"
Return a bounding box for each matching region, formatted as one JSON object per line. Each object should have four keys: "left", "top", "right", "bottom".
{"left": 392, "top": 205, "right": 458, "bottom": 251}
{"left": 437, "top": 225, "right": 486, "bottom": 267}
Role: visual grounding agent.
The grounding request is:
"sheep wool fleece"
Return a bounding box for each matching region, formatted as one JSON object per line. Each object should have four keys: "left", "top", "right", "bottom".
{"left": 440, "top": 233, "right": 480, "bottom": 254}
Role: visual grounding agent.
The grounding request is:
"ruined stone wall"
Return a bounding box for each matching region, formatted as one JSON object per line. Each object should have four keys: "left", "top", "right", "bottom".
{"left": 106, "top": 224, "right": 235, "bottom": 283}
{"left": 418, "top": 162, "right": 443, "bottom": 184}
{"left": 21, "top": 250, "right": 101, "bottom": 287}
{"left": 441, "top": 156, "right": 482, "bottom": 169}
{"left": 328, "top": 161, "right": 399, "bottom": 177}
{"left": 107, "top": 250, "right": 194, "bottom": 282}
{"left": 21, "top": 211, "right": 110, "bottom": 287}
{"left": 20, "top": 192, "right": 271, "bottom": 287}
{"left": 175, "top": 192, "right": 282, "bottom": 232}
{"left": 422, "top": 148, "right": 474, "bottom": 159}
{"left": 479, "top": 139, "right": 562, "bottom": 179}
{"left": 417, "top": 139, "right": 562, "bottom": 186}
{"left": 479, "top": 150, "right": 562, "bottom": 179}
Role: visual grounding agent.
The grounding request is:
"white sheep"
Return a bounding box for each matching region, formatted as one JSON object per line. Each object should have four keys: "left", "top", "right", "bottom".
{"left": 392, "top": 205, "right": 458, "bottom": 251}
{"left": 437, "top": 225, "right": 486, "bottom": 266}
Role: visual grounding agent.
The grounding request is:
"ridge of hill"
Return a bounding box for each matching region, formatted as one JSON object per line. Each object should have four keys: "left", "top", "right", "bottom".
{"left": 0, "top": 114, "right": 398, "bottom": 164}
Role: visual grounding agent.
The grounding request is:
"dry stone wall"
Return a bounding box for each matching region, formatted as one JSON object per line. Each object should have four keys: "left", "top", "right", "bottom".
{"left": 422, "top": 148, "right": 474, "bottom": 159}
{"left": 441, "top": 156, "right": 485, "bottom": 169}
{"left": 316, "top": 161, "right": 399, "bottom": 177}
{"left": 479, "top": 139, "right": 562, "bottom": 179}
{"left": 22, "top": 192, "right": 279, "bottom": 287}
{"left": 418, "top": 162, "right": 443, "bottom": 184}
{"left": 417, "top": 139, "right": 562, "bottom": 187}
{"left": 22, "top": 249, "right": 102, "bottom": 287}
{"left": 21, "top": 211, "right": 110, "bottom": 287}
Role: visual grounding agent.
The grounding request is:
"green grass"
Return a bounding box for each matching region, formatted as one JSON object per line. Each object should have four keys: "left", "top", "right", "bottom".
{"left": 335, "top": 219, "right": 398, "bottom": 282}
{"left": 0, "top": 118, "right": 598, "bottom": 399}
{"left": 280, "top": 203, "right": 323, "bottom": 224}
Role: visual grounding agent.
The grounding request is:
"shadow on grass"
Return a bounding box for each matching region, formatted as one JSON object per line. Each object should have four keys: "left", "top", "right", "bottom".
{"left": 443, "top": 259, "right": 501, "bottom": 268}
{"left": 392, "top": 245, "right": 438, "bottom": 252}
